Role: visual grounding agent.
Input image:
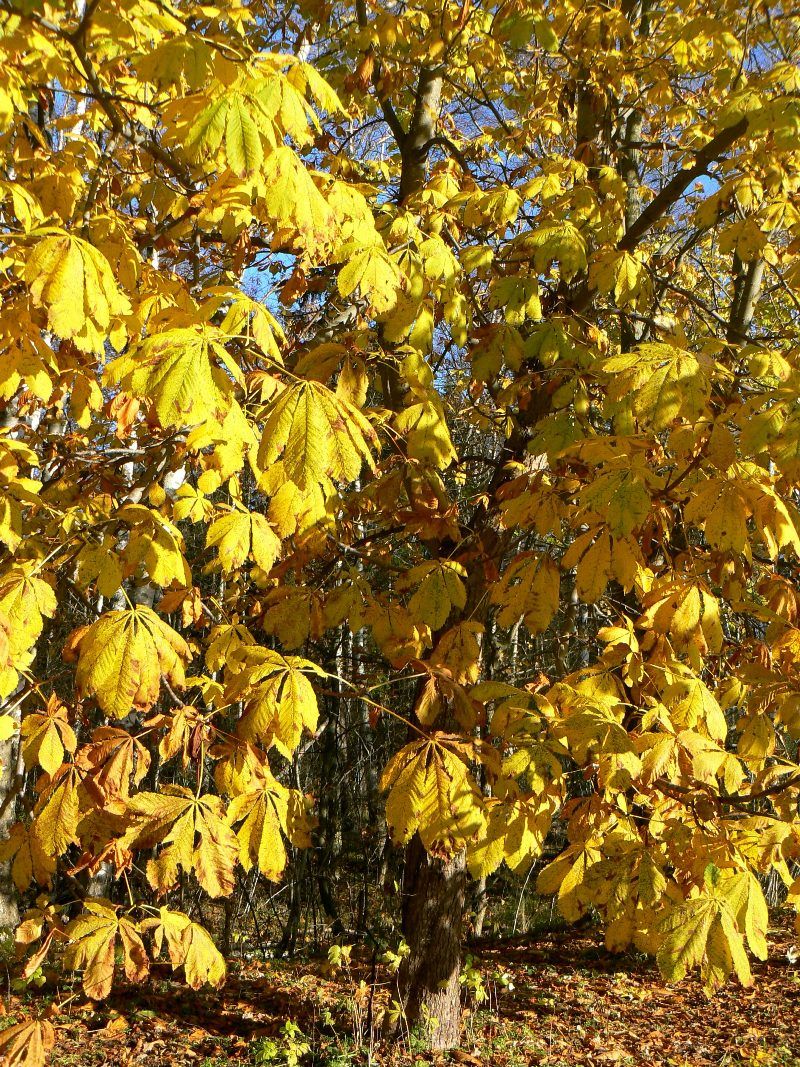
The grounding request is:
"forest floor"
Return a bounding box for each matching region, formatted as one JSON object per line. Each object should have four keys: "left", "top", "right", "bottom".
{"left": 5, "top": 913, "right": 799, "bottom": 1067}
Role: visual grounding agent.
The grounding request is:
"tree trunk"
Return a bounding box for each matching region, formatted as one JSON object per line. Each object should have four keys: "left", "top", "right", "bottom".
{"left": 351, "top": 32, "right": 468, "bottom": 1046}
{"left": 472, "top": 877, "right": 488, "bottom": 938}
{"left": 396, "top": 837, "right": 468, "bottom": 1049}
{"left": 0, "top": 718, "right": 20, "bottom": 929}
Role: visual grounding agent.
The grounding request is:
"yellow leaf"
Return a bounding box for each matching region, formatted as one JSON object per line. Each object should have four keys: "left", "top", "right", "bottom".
{"left": 720, "top": 870, "right": 769, "bottom": 961}
{"left": 488, "top": 276, "right": 541, "bottom": 325}
{"left": 380, "top": 737, "right": 486, "bottom": 853}
{"left": 337, "top": 245, "right": 402, "bottom": 314}
{"left": 491, "top": 553, "right": 559, "bottom": 634}
{"left": 657, "top": 871, "right": 756, "bottom": 992}
{"left": 226, "top": 647, "right": 322, "bottom": 759}
{"left": 258, "top": 380, "right": 376, "bottom": 493}
{"left": 261, "top": 146, "right": 334, "bottom": 257}
{"left": 0, "top": 569, "right": 57, "bottom": 661}
{"left": 467, "top": 796, "right": 553, "bottom": 879}
{"left": 24, "top": 230, "right": 131, "bottom": 353}
{"left": 143, "top": 904, "right": 226, "bottom": 989}
{"left": 259, "top": 586, "right": 315, "bottom": 649}
{"left": 117, "top": 504, "right": 191, "bottom": 588}
{"left": 589, "top": 249, "right": 647, "bottom": 305}
{"left": 221, "top": 93, "right": 265, "bottom": 176}
{"left": 227, "top": 768, "right": 314, "bottom": 881}
{"left": 123, "top": 787, "right": 238, "bottom": 898}
{"left": 366, "top": 602, "right": 431, "bottom": 668}
{"left": 601, "top": 344, "right": 711, "bottom": 430}
{"left": 64, "top": 899, "right": 149, "bottom": 1000}
{"left": 563, "top": 528, "right": 612, "bottom": 603}
{"left": 206, "top": 510, "right": 281, "bottom": 573}
{"left": 216, "top": 290, "right": 285, "bottom": 362}
{"left": 639, "top": 578, "right": 723, "bottom": 656}
{"left": 20, "top": 697, "right": 76, "bottom": 776}
{"left": 431, "top": 622, "right": 483, "bottom": 684}
{"left": 400, "top": 560, "right": 467, "bottom": 631}
{"left": 0, "top": 822, "right": 55, "bottom": 892}
{"left": 657, "top": 896, "right": 718, "bottom": 983}
{"left": 394, "top": 397, "right": 457, "bottom": 469}
{"left": 663, "top": 673, "right": 728, "bottom": 743}
{"left": 68, "top": 607, "right": 191, "bottom": 720}
{"left": 579, "top": 466, "right": 651, "bottom": 537}
{"left": 31, "top": 766, "right": 80, "bottom": 857}
{"left": 522, "top": 221, "right": 587, "bottom": 281}
{"left": 105, "top": 326, "right": 239, "bottom": 430}
{"left": 684, "top": 478, "right": 749, "bottom": 553}
{"left": 181, "top": 921, "right": 227, "bottom": 990}
{"left": 0, "top": 1018, "right": 56, "bottom": 1067}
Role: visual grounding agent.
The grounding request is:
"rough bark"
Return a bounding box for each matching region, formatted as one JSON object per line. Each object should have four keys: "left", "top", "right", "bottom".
{"left": 727, "top": 254, "right": 765, "bottom": 343}
{"left": 0, "top": 707, "right": 21, "bottom": 929}
{"left": 618, "top": 0, "right": 652, "bottom": 351}
{"left": 396, "top": 837, "right": 468, "bottom": 1049}
{"left": 398, "top": 69, "right": 443, "bottom": 204}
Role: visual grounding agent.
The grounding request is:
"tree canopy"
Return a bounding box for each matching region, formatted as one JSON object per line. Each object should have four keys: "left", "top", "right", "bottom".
{"left": 0, "top": 0, "right": 800, "bottom": 1060}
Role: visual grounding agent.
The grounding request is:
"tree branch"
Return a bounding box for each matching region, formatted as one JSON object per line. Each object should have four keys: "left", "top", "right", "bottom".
{"left": 617, "top": 117, "right": 750, "bottom": 254}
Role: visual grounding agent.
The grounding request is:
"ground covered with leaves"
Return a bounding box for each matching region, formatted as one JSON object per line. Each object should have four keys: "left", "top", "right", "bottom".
{"left": 5, "top": 915, "right": 799, "bottom": 1067}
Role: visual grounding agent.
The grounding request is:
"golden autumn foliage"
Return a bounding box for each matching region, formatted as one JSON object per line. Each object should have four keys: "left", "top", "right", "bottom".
{"left": 0, "top": 0, "right": 799, "bottom": 1059}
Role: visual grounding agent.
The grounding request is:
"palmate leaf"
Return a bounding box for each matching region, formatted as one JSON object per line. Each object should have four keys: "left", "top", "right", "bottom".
{"left": 227, "top": 768, "right": 314, "bottom": 881}
{"left": 257, "top": 380, "right": 376, "bottom": 493}
{"left": 66, "top": 606, "right": 191, "bottom": 720}
{"left": 601, "top": 343, "right": 712, "bottom": 430}
{"left": 567, "top": 833, "right": 670, "bottom": 953}
{"left": 684, "top": 476, "right": 750, "bottom": 553}
{"left": 578, "top": 464, "right": 652, "bottom": 537}
{"left": 399, "top": 560, "right": 467, "bottom": 631}
{"left": 121, "top": 786, "right": 239, "bottom": 898}
{"left": 169, "top": 86, "right": 274, "bottom": 177}
{"left": 142, "top": 908, "right": 227, "bottom": 990}
{"left": 63, "top": 899, "right": 148, "bottom": 1000}
{"left": 0, "top": 569, "right": 57, "bottom": 661}
{"left": 431, "top": 622, "right": 484, "bottom": 685}
{"left": 657, "top": 897, "right": 734, "bottom": 988}
{"left": 394, "top": 397, "right": 457, "bottom": 469}
{"left": 0, "top": 1017, "right": 56, "bottom": 1067}
{"left": 656, "top": 869, "right": 767, "bottom": 991}
{"left": 225, "top": 647, "right": 323, "bottom": 759}
{"left": 380, "top": 736, "right": 486, "bottom": 854}
{"left": 261, "top": 146, "right": 334, "bottom": 256}
{"left": 214, "top": 289, "right": 286, "bottom": 362}
{"left": 105, "top": 325, "right": 241, "bottom": 430}
{"left": 181, "top": 921, "right": 228, "bottom": 990}
{"left": 206, "top": 509, "right": 281, "bottom": 573}
{"left": 467, "top": 795, "right": 554, "bottom": 879}
{"left": 536, "top": 846, "right": 603, "bottom": 922}
{"left": 30, "top": 765, "right": 81, "bottom": 858}
{"left": 562, "top": 526, "right": 643, "bottom": 603}
{"left": 662, "top": 672, "right": 728, "bottom": 743}
{"left": 0, "top": 822, "right": 56, "bottom": 892}
{"left": 23, "top": 229, "right": 131, "bottom": 353}
{"left": 518, "top": 220, "right": 588, "bottom": 281}
{"left": 639, "top": 576, "right": 724, "bottom": 657}
{"left": 490, "top": 553, "right": 560, "bottom": 634}
{"left": 75, "top": 726, "right": 152, "bottom": 803}
{"left": 117, "top": 504, "right": 191, "bottom": 590}
{"left": 174, "top": 64, "right": 336, "bottom": 178}
{"left": 589, "top": 248, "right": 648, "bottom": 305}
{"left": 337, "top": 244, "right": 403, "bottom": 314}
{"left": 20, "top": 696, "right": 76, "bottom": 776}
